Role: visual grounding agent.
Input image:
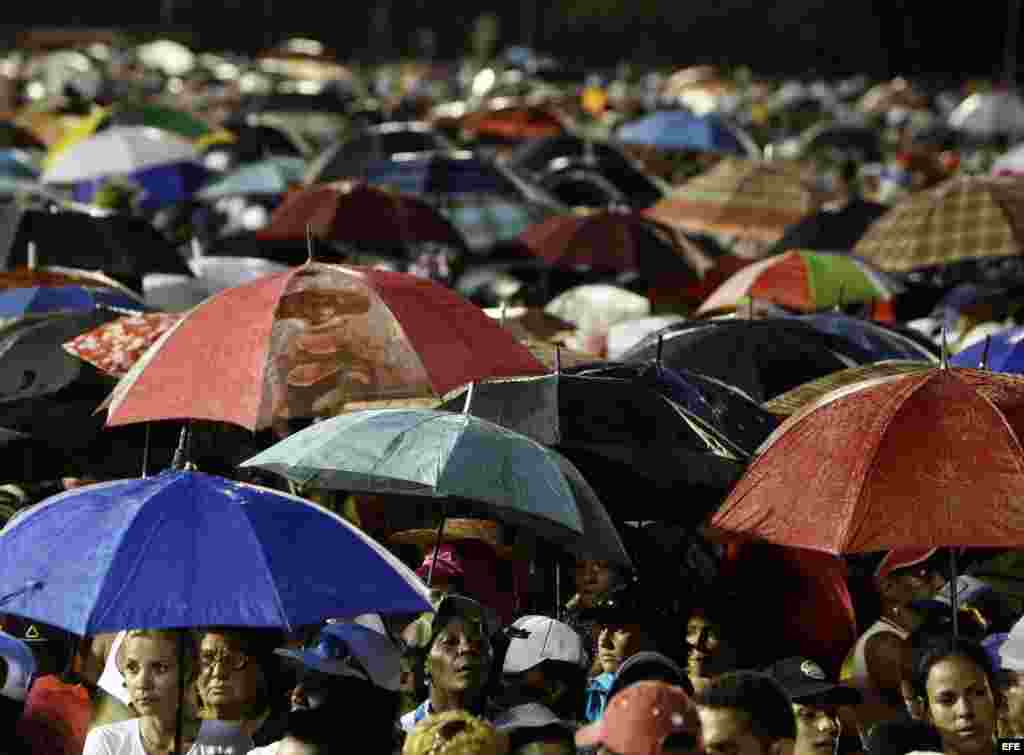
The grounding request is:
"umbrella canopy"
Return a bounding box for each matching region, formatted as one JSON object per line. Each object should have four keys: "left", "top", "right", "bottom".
{"left": 544, "top": 284, "right": 651, "bottom": 334}
{"left": 255, "top": 182, "right": 467, "bottom": 252}
{"left": 712, "top": 367, "right": 1024, "bottom": 553}
{"left": 304, "top": 122, "right": 452, "bottom": 185}
{"left": 460, "top": 104, "right": 567, "bottom": 141}
{"left": 0, "top": 286, "right": 146, "bottom": 321}
{"left": 769, "top": 199, "right": 890, "bottom": 254}
{"left": 615, "top": 110, "right": 758, "bottom": 156}
{"left": 0, "top": 121, "right": 47, "bottom": 151}
{"left": 0, "top": 150, "right": 40, "bottom": 182}
{"left": 620, "top": 318, "right": 875, "bottom": 403}
{"left": 949, "top": 92, "right": 1024, "bottom": 140}
{"left": 436, "top": 194, "right": 559, "bottom": 253}
{"left": 0, "top": 469, "right": 431, "bottom": 634}
{"left": 796, "top": 123, "right": 884, "bottom": 163}
{"left": 187, "top": 257, "right": 292, "bottom": 297}
{"left": 518, "top": 208, "right": 713, "bottom": 280}
{"left": 645, "top": 157, "right": 822, "bottom": 246}
{"left": 136, "top": 39, "right": 196, "bottom": 77}
{"left": 697, "top": 251, "right": 901, "bottom": 315}
{"left": 853, "top": 175, "right": 1024, "bottom": 273}
{"left": 360, "top": 151, "right": 545, "bottom": 201}
{"left": 951, "top": 325, "right": 1024, "bottom": 372}
{"left": 63, "top": 312, "right": 183, "bottom": 378}
{"left": 788, "top": 313, "right": 940, "bottom": 362}
{"left": 41, "top": 125, "right": 199, "bottom": 184}
{"left": 103, "top": 262, "right": 546, "bottom": 431}
{"left": 197, "top": 156, "right": 307, "bottom": 199}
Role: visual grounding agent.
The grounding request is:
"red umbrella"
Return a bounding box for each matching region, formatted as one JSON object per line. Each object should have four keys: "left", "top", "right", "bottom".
{"left": 255, "top": 181, "right": 467, "bottom": 251}
{"left": 103, "top": 263, "right": 545, "bottom": 431}
{"left": 712, "top": 366, "right": 1024, "bottom": 553}
{"left": 63, "top": 312, "right": 183, "bottom": 377}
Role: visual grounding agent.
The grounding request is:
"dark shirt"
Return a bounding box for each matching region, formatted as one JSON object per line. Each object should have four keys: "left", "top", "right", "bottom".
{"left": 865, "top": 719, "right": 943, "bottom": 755}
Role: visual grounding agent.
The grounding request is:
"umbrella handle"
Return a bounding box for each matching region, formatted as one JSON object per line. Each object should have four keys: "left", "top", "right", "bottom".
{"left": 950, "top": 548, "right": 959, "bottom": 639}
{"left": 425, "top": 514, "right": 447, "bottom": 588}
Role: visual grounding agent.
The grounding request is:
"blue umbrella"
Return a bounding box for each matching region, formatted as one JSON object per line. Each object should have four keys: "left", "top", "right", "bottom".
{"left": 952, "top": 325, "right": 1024, "bottom": 372}
{"left": 789, "top": 312, "right": 940, "bottom": 362}
{"left": 615, "top": 110, "right": 759, "bottom": 155}
{"left": 0, "top": 286, "right": 146, "bottom": 319}
{"left": 197, "top": 156, "right": 307, "bottom": 199}
{"left": 0, "top": 149, "right": 40, "bottom": 181}
{"left": 0, "top": 470, "right": 431, "bottom": 634}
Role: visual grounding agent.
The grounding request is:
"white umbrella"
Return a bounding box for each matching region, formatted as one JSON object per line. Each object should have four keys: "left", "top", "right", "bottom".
{"left": 949, "top": 91, "right": 1024, "bottom": 139}
{"left": 136, "top": 39, "right": 196, "bottom": 77}
{"left": 993, "top": 142, "right": 1024, "bottom": 175}
{"left": 41, "top": 126, "right": 198, "bottom": 184}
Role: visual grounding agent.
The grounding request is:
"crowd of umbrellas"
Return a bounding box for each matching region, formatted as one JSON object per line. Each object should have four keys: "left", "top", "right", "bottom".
{"left": 7, "top": 36, "right": 1024, "bottom": 747}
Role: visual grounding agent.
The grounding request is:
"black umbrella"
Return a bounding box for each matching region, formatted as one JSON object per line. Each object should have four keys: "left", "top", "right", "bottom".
{"left": 305, "top": 122, "right": 453, "bottom": 184}
{"left": 621, "top": 318, "right": 877, "bottom": 403}
{"left": 440, "top": 369, "right": 748, "bottom": 524}
{"left": 798, "top": 123, "right": 885, "bottom": 163}
{"left": 769, "top": 199, "right": 889, "bottom": 254}
{"left": 0, "top": 205, "right": 193, "bottom": 287}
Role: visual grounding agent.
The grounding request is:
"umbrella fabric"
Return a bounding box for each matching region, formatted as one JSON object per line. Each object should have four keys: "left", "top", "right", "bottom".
{"left": 615, "top": 110, "right": 757, "bottom": 156}
{"left": 460, "top": 105, "right": 567, "bottom": 141}
{"left": 104, "top": 262, "right": 546, "bottom": 430}
{"left": 63, "top": 312, "right": 183, "bottom": 378}
{"left": 951, "top": 325, "right": 1024, "bottom": 372}
{"left": 853, "top": 175, "right": 1024, "bottom": 273}
{"left": 437, "top": 194, "right": 558, "bottom": 253}
{"left": 136, "top": 39, "right": 196, "bottom": 76}
{"left": 41, "top": 126, "right": 199, "bottom": 184}
{"left": 949, "top": 92, "right": 1024, "bottom": 139}
{"left": 697, "top": 251, "right": 900, "bottom": 315}
{"left": 0, "top": 268, "right": 144, "bottom": 298}
{"left": 797, "top": 124, "right": 884, "bottom": 163}
{"left": 769, "top": 199, "right": 890, "bottom": 254}
{"left": 712, "top": 367, "right": 1024, "bottom": 553}
{"left": 761, "top": 360, "right": 936, "bottom": 417}
{"left": 0, "top": 286, "right": 145, "bottom": 320}
{"left": 0, "top": 205, "right": 193, "bottom": 281}
{"left": 188, "top": 257, "right": 292, "bottom": 297}
{"left": 518, "top": 209, "right": 713, "bottom": 281}
{"left": 0, "top": 122, "right": 47, "bottom": 151}
{"left": 645, "top": 158, "right": 821, "bottom": 245}
{"left": 303, "top": 125, "right": 450, "bottom": 185}
{"left": 255, "top": 182, "right": 467, "bottom": 251}
{"left": 621, "top": 318, "right": 875, "bottom": 403}
{"left": 197, "top": 157, "right": 307, "bottom": 199}
{"left": 105, "top": 102, "right": 213, "bottom": 141}
{"left": 241, "top": 408, "right": 586, "bottom": 534}
{"left": 544, "top": 284, "right": 651, "bottom": 334}
{"left": 789, "top": 313, "right": 940, "bottom": 362}
{"left": 0, "top": 150, "right": 40, "bottom": 182}
{"left": 0, "top": 470, "right": 431, "bottom": 634}
{"left": 0, "top": 311, "right": 118, "bottom": 402}
{"left": 483, "top": 306, "right": 575, "bottom": 343}
{"left": 361, "top": 152, "right": 536, "bottom": 200}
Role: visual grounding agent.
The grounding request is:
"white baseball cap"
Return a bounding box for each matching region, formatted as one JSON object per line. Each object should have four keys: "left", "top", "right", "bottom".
{"left": 503, "top": 616, "right": 585, "bottom": 674}
{"left": 0, "top": 630, "right": 35, "bottom": 702}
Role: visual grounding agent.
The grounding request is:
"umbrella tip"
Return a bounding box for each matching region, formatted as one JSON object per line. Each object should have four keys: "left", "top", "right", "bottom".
{"left": 940, "top": 325, "right": 949, "bottom": 369}
{"left": 305, "top": 223, "right": 315, "bottom": 264}
{"left": 463, "top": 381, "right": 475, "bottom": 414}
{"left": 656, "top": 333, "right": 664, "bottom": 366}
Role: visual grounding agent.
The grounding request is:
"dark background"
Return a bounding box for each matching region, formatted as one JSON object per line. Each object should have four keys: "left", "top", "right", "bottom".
{"left": 0, "top": 1, "right": 1018, "bottom": 80}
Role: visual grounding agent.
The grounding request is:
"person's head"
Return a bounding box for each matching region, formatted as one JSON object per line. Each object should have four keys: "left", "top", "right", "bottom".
{"left": 426, "top": 596, "right": 493, "bottom": 707}
{"left": 583, "top": 586, "right": 662, "bottom": 675}
{"left": 576, "top": 681, "right": 700, "bottom": 755}
{"left": 982, "top": 633, "right": 1024, "bottom": 737}
{"left": 195, "top": 627, "right": 282, "bottom": 720}
{"left": 119, "top": 629, "right": 198, "bottom": 722}
{"left": 404, "top": 710, "right": 510, "bottom": 755}
{"left": 911, "top": 637, "right": 997, "bottom": 755}
{"left": 685, "top": 602, "right": 742, "bottom": 681}
{"left": 573, "top": 560, "right": 628, "bottom": 608}
{"left": 500, "top": 616, "right": 585, "bottom": 714}
{"left": 507, "top": 723, "right": 575, "bottom": 755}
{"left": 874, "top": 548, "right": 947, "bottom": 609}
{"left": 609, "top": 652, "right": 693, "bottom": 699}
{"left": 694, "top": 671, "right": 797, "bottom": 755}
{"left": 764, "top": 658, "right": 861, "bottom": 755}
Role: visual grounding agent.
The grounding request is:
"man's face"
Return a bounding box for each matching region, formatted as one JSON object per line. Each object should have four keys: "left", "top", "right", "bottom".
{"left": 1000, "top": 671, "right": 1024, "bottom": 734}
{"left": 428, "top": 616, "right": 491, "bottom": 696}
{"left": 597, "top": 622, "right": 645, "bottom": 675}
{"left": 791, "top": 703, "right": 841, "bottom": 755}
{"left": 686, "top": 614, "right": 737, "bottom": 679}
{"left": 698, "top": 705, "right": 773, "bottom": 755}
{"left": 882, "top": 564, "right": 946, "bottom": 605}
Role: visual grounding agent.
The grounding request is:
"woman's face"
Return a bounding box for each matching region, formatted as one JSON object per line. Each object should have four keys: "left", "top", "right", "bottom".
{"left": 596, "top": 623, "right": 645, "bottom": 675}
{"left": 197, "top": 633, "right": 263, "bottom": 719}
{"left": 792, "top": 702, "right": 841, "bottom": 755}
{"left": 123, "top": 635, "right": 180, "bottom": 721}
{"left": 925, "top": 655, "right": 997, "bottom": 755}
{"left": 428, "top": 616, "right": 491, "bottom": 697}
{"left": 574, "top": 560, "right": 617, "bottom": 606}
{"left": 685, "top": 613, "right": 737, "bottom": 680}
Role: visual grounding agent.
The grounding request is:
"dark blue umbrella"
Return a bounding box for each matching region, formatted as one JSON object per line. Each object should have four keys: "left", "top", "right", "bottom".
{"left": 615, "top": 110, "right": 758, "bottom": 155}
{"left": 0, "top": 286, "right": 146, "bottom": 319}
{"left": 789, "top": 312, "right": 940, "bottom": 362}
{"left": 362, "top": 151, "right": 538, "bottom": 199}
{"left": 0, "top": 470, "right": 431, "bottom": 634}
{"left": 952, "top": 326, "right": 1024, "bottom": 372}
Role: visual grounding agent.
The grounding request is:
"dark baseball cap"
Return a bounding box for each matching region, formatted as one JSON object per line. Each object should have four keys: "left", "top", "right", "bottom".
{"left": 764, "top": 657, "right": 861, "bottom": 705}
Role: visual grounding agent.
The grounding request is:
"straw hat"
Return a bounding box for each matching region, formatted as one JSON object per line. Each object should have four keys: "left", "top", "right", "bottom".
{"left": 389, "top": 518, "right": 515, "bottom": 560}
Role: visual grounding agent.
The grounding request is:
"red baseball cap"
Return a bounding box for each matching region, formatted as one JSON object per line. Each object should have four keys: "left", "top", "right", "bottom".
{"left": 416, "top": 544, "right": 465, "bottom": 581}
{"left": 576, "top": 681, "right": 698, "bottom": 755}
{"left": 875, "top": 548, "right": 939, "bottom": 580}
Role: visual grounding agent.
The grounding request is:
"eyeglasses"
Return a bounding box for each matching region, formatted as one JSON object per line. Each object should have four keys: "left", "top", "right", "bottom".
{"left": 199, "top": 649, "right": 249, "bottom": 672}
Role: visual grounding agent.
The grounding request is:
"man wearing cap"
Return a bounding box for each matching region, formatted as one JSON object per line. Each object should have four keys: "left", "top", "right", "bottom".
{"left": 494, "top": 615, "right": 587, "bottom": 730}
{"left": 991, "top": 618, "right": 1024, "bottom": 738}
{"left": 694, "top": 671, "right": 797, "bottom": 755}
{"left": 766, "top": 657, "right": 861, "bottom": 755}
{"left": 576, "top": 680, "right": 700, "bottom": 755}
{"left": 580, "top": 584, "right": 664, "bottom": 723}
{"left": 400, "top": 595, "right": 495, "bottom": 734}
{"left": 841, "top": 548, "right": 946, "bottom": 741}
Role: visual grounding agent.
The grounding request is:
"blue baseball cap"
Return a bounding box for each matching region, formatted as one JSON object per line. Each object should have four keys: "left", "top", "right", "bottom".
{"left": 275, "top": 622, "right": 401, "bottom": 692}
{"left": 0, "top": 631, "right": 35, "bottom": 702}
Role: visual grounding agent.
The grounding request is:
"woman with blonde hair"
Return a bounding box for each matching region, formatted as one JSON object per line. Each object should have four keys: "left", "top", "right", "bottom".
{"left": 83, "top": 629, "right": 200, "bottom": 755}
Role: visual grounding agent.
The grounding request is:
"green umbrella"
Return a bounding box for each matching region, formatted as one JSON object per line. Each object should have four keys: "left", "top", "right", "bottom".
{"left": 241, "top": 406, "right": 584, "bottom": 533}
{"left": 108, "top": 102, "right": 214, "bottom": 141}
{"left": 197, "top": 157, "right": 307, "bottom": 199}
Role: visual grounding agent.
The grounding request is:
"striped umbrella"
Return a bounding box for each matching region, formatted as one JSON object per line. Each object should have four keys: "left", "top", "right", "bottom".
{"left": 645, "top": 157, "right": 822, "bottom": 248}
{"left": 853, "top": 175, "right": 1024, "bottom": 273}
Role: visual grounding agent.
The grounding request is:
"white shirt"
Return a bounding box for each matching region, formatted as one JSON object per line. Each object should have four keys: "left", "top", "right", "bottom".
{"left": 83, "top": 718, "right": 254, "bottom": 755}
